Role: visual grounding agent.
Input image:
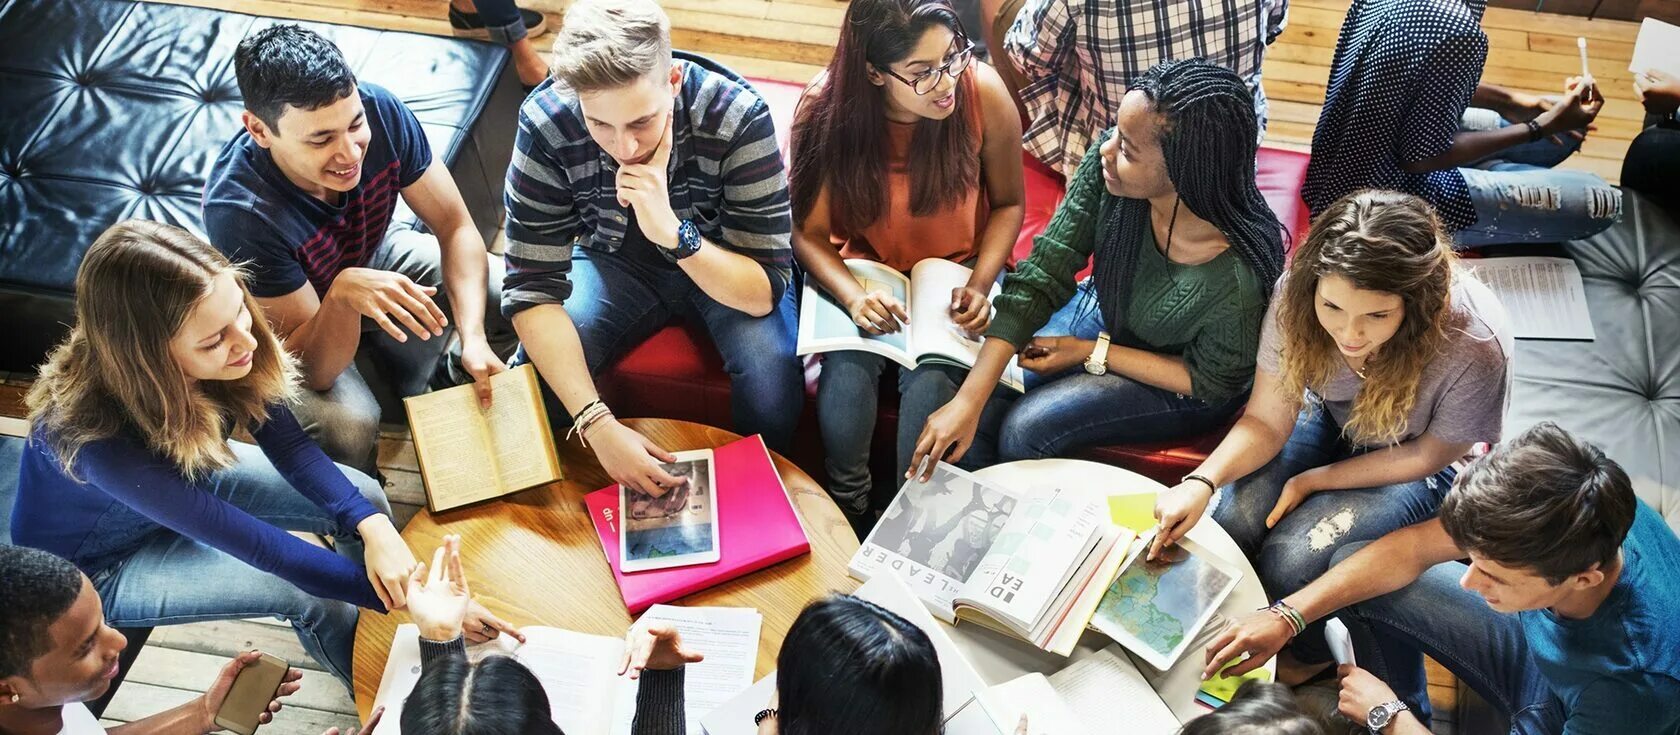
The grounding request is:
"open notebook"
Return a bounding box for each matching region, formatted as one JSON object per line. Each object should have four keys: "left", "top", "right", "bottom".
{"left": 370, "top": 605, "right": 761, "bottom": 735}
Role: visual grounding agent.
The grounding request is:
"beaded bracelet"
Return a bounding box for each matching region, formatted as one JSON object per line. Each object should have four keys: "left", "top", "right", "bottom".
{"left": 1264, "top": 599, "right": 1306, "bottom": 638}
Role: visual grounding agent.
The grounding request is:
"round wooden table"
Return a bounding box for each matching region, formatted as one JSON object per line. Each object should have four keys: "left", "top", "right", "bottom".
{"left": 352, "top": 419, "right": 860, "bottom": 718}
{"left": 969, "top": 459, "right": 1275, "bottom": 725}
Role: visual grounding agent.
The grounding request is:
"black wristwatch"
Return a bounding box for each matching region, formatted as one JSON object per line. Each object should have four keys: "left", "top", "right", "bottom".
{"left": 661, "top": 219, "right": 702, "bottom": 263}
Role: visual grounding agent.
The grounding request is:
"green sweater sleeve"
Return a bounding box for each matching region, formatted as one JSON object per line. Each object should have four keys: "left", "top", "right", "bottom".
{"left": 985, "top": 133, "right": 1111, "bottom": 348}
{"left": 1180, "top": 267, "right": 1266, "bottom": 404}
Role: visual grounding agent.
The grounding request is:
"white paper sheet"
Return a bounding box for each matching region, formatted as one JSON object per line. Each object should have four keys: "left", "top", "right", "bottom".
{"left": 1631, "top": 19, "right": 1680, "bottom": 77}
{"left": 1463, "top": 257, "right": 1595, "bottom": 341}
{"left": 612, "top": 605, "right": 762, "bottom": 735}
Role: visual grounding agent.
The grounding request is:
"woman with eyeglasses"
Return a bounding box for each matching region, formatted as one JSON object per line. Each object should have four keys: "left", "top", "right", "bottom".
{"left": 788, "top": 0, "right": 1024, "bottom": 537}
{"left": 908, "top": 59, "right": 1288, "bottom": 480}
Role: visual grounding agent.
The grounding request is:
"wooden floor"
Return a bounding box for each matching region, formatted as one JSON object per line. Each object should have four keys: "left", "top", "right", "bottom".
{"left": 5, "top": 0, "right": 1647, "bottom": 731}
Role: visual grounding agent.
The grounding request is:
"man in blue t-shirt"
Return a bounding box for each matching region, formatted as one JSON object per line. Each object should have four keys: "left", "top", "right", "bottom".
{"left": 1204, "top": 422, "right": 1680, "bottom": 734}
{"left": 203, "top": 25, "right": 513, "bottom": 473}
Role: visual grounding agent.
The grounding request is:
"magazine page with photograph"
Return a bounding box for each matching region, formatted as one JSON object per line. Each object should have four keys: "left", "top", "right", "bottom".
{"left": 619, "top": 449, "right": 721, "bottom": 573}
{"left": 952, "top": 491, "right": 1116, "bottom": 646}
{"left": 904, "top": 258, "right": 1026, "bottom": 392}
{"left": 850, "top": 462, "right": 1023, "bottom": 622}
{"left": 795, "top": 259, "right": 916, "bottom": 364}
{"left": 1088, "top": 533, "right": 1242, "bottom": 670}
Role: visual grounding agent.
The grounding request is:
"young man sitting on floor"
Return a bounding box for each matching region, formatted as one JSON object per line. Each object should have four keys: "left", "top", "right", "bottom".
{"left": 203, "top": 24, "right": 514, "bottom": 475}
{"left": 501, "top": 0, "right": 802, "bottom": 497}
{"left": 0, "top": 545, "right": 308, "bottom": 735}
{"left": 1204, "top": 422, "right": 1680, "bottom": 734}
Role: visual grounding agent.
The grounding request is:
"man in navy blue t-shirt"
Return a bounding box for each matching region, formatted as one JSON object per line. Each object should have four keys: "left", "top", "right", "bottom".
{"left": 1203, "top": 422, "right": 1680, "bottom": 734}
{"left": 203, "top": 25, "right": 513, "bottom": 472}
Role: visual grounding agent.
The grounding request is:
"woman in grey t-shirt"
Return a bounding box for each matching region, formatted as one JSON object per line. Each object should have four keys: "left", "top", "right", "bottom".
{"left": 1151, "top": 190, "right": 1512, "bottom": 673}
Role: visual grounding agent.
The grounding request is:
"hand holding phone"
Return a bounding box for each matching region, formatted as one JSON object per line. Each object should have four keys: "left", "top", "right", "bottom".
{"left": 210, "top": 651, "right": 296, "bottom": 735}
{"left": 1325, "top": 617, "right": 1357, "bottom": 667}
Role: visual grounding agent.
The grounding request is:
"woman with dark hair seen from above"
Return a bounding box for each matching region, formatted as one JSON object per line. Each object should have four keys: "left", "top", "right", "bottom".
{"left": 909, "top": 58, "right": 1288, "bottom": 480}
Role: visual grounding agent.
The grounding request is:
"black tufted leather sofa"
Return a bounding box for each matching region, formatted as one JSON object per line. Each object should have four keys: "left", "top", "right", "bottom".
{"left": 0, "top": 0, "right": 521, "bottom": 371}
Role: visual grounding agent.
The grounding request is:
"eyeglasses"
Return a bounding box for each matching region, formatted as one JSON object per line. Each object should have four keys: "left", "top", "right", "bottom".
{"left": 876, "top": 39, "right": 975, "bottom": 96}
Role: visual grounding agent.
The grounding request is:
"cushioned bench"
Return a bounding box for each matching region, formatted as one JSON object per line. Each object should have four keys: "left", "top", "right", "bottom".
{"left": 598, "top": 73, "right": 1313, "bottom": 487}
{"left": 0, "top": 0, "right": 522, "bottom": 371}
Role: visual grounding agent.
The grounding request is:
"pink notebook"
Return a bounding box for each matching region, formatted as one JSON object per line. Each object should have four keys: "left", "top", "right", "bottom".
{"left": 584, "top": 434, "right": 811, "bottom": 613}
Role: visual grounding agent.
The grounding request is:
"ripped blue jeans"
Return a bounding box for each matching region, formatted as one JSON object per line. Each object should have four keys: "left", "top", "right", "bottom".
{"left": 1209, "top": 403, "right": 1454, "bottom": 661}
{"left": 1453, "top": 107, "right": 1621, "bottom": 248}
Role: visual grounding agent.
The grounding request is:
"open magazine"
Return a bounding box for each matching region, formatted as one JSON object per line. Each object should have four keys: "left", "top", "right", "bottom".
{"left": 796, "top": 258, "right": 1026, "bottom": 392}
{"left": 1089, "top": 533, "right": 1242, "bottom": 670}
{"left": 848, "top": 463, "right": 1130, "bottom": 655}
{"left": 370, "top": 606, "right": 760, "bottom": 735}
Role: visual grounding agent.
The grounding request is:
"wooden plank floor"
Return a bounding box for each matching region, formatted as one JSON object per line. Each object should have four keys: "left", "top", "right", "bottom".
{"left": 4, "top": 0, "right": 1646, "bottom": 731}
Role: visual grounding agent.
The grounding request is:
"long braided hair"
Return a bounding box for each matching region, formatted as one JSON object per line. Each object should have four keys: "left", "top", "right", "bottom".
{"left": 1089, "top": 59, "right": 1286, "bottom": 337}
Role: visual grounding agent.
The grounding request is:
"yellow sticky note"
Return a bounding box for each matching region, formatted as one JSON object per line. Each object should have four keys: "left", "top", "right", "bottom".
{"left": 1199, "top": 660, "right": 1274, "bottom": 704}
{"left": 1107, "top": 492, "right": 1159, "bottom": 535}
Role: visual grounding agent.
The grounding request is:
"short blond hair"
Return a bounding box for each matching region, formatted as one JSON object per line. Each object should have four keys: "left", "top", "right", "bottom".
{"left": 551, "top": 0, "right": 672, "bottom": 93}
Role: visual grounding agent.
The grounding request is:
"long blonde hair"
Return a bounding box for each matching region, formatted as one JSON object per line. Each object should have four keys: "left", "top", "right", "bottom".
{"left": 27, "top": 220, "right": 298, "bottom": 479}
{"left": 1279, "top": 191, "right": 1457, "bottom": 446}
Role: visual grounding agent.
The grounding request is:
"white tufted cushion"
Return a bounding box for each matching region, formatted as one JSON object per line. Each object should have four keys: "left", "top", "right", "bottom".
{"left": 1504, "top": 191, "right": 1680, "bottom": 533}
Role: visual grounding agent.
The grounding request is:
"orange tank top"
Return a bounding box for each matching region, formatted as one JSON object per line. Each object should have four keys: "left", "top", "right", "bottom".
{"left": 836, "top": 73, "right": 988, "bottom": 273}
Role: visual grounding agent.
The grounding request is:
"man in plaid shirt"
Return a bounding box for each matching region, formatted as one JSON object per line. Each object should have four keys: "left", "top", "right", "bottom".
{"left": 1002, "top": 0, "right": 1288, "bottom": 178}
{"left": 501, "top": 0, "right": 801, "bottom": 496}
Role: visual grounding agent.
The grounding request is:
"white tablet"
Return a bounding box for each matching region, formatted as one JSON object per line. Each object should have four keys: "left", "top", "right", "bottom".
{"left": 619, "top": 449, "right": 721, "bottom": 573}
{"left": 1088, "top": 533, "right": 1243, "bottom": 671}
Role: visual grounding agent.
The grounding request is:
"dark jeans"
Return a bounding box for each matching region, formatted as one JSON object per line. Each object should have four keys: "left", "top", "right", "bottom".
{"left": 1334, "top": 542, "right": 1567, "bottom": 732}
{"left": 978, "top": 279, "right": 1244, "bottom": 462}
{"left": 1623, "top": 121, "right": 1680, "bottom": 216}
{"left": 463, "top": 0, "right": 525, "bottom": 43}
{"left": 816, "top": 353, "right": 978, "bottom": 515}
{"left": 514, "top": 246, "right": 803, "bottom": 451}
{"left": 1211, "top": 404, "right": 1455, "bottom": 660}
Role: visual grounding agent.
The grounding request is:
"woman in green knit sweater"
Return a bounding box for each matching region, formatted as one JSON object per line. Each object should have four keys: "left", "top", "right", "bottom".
{"left": 909, "top": 59, "right": 1287, "bottom": 478}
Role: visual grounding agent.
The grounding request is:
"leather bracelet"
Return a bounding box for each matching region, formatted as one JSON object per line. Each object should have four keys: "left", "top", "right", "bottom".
{"left": 1524, "top": 119, "right": 1544, "bottom": 143}
{"left": 1265, "top": 599, "right": 1306, "bottom": 638}
{"left": 754, "top": 708, "right": 778, "bottom": 726}
{"left": 572, "top": 399, "right": 603, "bottom": 425}
{"left": 1182, "top": 473, "right": 1217, "bottom": 494}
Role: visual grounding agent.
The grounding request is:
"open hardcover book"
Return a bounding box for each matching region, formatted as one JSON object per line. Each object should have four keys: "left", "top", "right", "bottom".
{"left": 370, "top": 605, "right": 761, "bottom": 735}
{"left": 796, "top": 258, "right": 1026, "bottom": 392}
{"left": 402, "top": 363, "right": 563, "bottom": 512}
{"left": 849, "top": 463, "right": 1131, "bottom": 655}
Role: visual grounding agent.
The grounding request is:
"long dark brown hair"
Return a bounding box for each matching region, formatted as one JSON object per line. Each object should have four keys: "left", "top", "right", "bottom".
{"left": 1279, "top": 190, "right": 1458, "bottom": 446}
{"left": 789, "top": 0, "right": 980, "bottom": 238}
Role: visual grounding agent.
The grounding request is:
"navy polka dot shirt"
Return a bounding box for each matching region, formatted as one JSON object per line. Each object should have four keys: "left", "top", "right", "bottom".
{"left": 1302, "top": 0, "right": 1489, "bottom": 230}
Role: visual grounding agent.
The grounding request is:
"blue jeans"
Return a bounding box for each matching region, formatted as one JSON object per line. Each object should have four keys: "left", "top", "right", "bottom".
{"left": 515, "top": 246, "right": 803, "bottom": 450}
{"left": 90, "top": 442, "right": 389, "bottom": 689}
{"left": 290, "top": 230, "right": 515, "bottom": 473}
{"left": 1453, "top": 108, "right": 1621, "bottom": 248}
{"left": 816, "top": 352, "right": 983, "bottom": 515}
{"left": 1211, "top": 404, "right": 1454, "bottom": 658}
{"left": 1333, "top": 542, "right": 1566, "bottom": 733}
{"left": 983, "top": 279, "right": 1245, "bottom": 461}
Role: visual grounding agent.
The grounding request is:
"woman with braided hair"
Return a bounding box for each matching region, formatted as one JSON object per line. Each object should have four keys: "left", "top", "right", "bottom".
{"left": 1151, "top": 189, "right": 1512, "bottom": 683}
{"left": 908, "top": 58, "right": 1286, "bottom": 478}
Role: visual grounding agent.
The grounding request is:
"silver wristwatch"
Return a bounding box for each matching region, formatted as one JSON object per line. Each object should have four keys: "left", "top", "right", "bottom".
{"left": 1083, "top": 331, "right": 1111, "bottom": 375}
{"left": 1367, "top": 700, "right": 1409, "bottom": 733}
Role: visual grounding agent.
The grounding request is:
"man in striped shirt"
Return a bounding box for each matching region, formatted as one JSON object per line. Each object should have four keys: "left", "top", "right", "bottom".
{"left": 502, "top": 0, "right": 801, "bottom": 496}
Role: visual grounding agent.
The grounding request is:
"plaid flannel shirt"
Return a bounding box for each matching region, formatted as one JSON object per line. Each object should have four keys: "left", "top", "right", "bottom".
{"left": 501, "top": 63, "right": 792, "bottom": 319}
{"left": 1005, "top": 0, "right": 1288, "bottom": 178}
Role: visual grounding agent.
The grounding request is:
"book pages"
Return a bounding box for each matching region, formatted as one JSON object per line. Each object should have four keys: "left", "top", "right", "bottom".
{"left": 609, "top": 605, "right": 761, "bottom": 735}
{"left": 403, "top": 364, "right": 561, "bottom": 511}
